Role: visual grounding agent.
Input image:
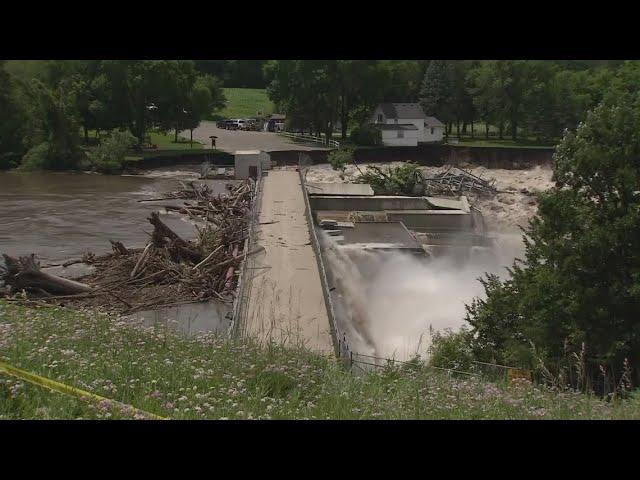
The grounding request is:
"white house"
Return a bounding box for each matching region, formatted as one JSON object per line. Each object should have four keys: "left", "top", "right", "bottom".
{"left": 370, "top": 103, "right": 445, "bottom": 146}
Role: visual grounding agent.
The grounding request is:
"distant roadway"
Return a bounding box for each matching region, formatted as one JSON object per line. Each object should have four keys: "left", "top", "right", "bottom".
{"left": 183, "top": 121, "right": 331, "bottom": 153}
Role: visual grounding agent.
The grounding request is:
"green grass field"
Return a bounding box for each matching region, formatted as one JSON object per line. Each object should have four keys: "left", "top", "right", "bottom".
{"left": 216, "top": 88, "right": 275, "bottom": 120}
{"left": 2, "top": 300, "right": 639, "bottom": 420}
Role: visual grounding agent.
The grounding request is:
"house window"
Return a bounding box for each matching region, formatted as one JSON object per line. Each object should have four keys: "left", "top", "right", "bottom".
{"left": 430, "top": 127, "right": 434, "bottom": 135}
{"left": 397, "top": 130, "right": 404, "bottom": 138}
{"left": 377, "top": 114, "right": 383, "bottom": 123}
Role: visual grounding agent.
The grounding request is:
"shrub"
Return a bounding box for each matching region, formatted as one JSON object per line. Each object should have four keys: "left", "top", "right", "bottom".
{"left": 87, "top": 129, "right": 138, "bottom": 174}
{"left": 328, "top": 147, "right": 354, "bottom": 174}
{"left": 20, "top": 142, "right": 51, "bottom": 170}
{"left": 356, "top": 162, "right": 424, "bottom": 195}
{"left": 429, "top": 327, "right": 475, "bottom": 372}
{"left": 350, "top": 124, "right": 382, "bottom": 146}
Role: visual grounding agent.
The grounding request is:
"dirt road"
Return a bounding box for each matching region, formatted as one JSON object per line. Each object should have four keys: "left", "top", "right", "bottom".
{"left": 240, "top": 170, "right": 333, "bottom": 354}
{"left": 183, "top": 122, "right": 331, "bottom": 154}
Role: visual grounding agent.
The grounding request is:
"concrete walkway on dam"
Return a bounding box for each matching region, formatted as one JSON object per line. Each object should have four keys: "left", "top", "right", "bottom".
{"left": 239, "top": 169, "right": 334, "bottom": 354}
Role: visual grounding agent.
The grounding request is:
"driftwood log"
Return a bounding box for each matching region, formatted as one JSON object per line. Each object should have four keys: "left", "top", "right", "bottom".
{"left": 2, "top": 254, "right": 93, "bottom": 295}
{"left": 148, "top": 212, "right": 202, "bottom": 263}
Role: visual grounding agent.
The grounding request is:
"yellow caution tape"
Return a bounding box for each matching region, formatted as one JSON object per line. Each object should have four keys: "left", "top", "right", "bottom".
{"left": 0, "top": 360, "right": 167, "bottom": 420}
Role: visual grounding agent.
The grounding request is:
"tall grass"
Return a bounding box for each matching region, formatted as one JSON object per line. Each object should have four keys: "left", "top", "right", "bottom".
{"left": 1, "top": 300, "right": 639, "bottom": 420}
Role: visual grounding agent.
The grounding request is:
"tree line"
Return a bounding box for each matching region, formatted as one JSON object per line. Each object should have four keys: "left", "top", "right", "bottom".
{"left": 0, "top": 60, "right": 225, "bottom": 171}
{"left": 194, "top": 60, "right": 267, "bottom": 89}
{"left": 264, "top": 60, "right": 637, "bottom": 144}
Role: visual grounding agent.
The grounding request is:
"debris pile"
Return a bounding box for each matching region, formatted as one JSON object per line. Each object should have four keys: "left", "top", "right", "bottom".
{"left": 1, "top": 181, "right": 256, "bottom": 313}
{"left": 424, "top": 167, "right": 498, "bottom": 197}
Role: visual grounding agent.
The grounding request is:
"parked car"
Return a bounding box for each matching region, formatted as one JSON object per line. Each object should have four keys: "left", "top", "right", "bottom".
{"left": 236, "top": 119, "right": 249, "bottom": 130}
{"left": 216, "top": 120, "right": 226, "bottom": 129}
{"left": 224, "top": 119, "right": 239, "bottom": 130}
{"left": 244, "top": 118, "right": 260, "bottom": 131}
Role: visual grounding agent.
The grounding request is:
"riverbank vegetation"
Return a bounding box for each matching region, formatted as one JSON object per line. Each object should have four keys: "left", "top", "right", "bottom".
{"left": 424, "top": 96, "right": 640, "bottom": 396}
{"left": 0, "top": 60, "right": 224, "bottom": 172}
{"left": 2, "top": 301, "right": 640, "bottom": 420}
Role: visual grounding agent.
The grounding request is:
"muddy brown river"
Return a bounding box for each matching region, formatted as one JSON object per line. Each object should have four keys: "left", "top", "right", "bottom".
{"left": 0, "top": 166, "right": 231, "bottom": 264}
{"left": 0, "top": 165, "right": 237, "bottom": 336}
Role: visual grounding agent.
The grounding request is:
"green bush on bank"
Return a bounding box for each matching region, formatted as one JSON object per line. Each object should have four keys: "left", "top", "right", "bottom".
{"left": 328, "top": 147, "right": 354, "bottom": 175}
{"left": 86, "top": 129, "right": 138, "bottom": 173}
{"left": 429, "top": 327, "right": 476, "bottom": 372}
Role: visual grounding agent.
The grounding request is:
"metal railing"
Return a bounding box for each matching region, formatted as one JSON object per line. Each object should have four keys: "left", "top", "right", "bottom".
{"left": 334, "top": 327, "right": 527, "bottom": 382}
{"left": 280, "top": 131, "right": 341, "bottom": 148}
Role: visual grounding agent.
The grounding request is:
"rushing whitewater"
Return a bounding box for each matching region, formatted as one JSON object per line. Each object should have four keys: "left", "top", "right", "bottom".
{"left": 320, "top": 231, "right": 525, "bottom": 361}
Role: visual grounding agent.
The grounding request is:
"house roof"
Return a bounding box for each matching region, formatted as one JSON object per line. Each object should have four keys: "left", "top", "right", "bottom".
{"left": 376, "top": 124, "right": 418, "bottom": 131}
{"left": 378, "top": 103, "right": 427, "bottom": 119}
{"left": 424, "top": 116, "right": 445, "bottom": 127}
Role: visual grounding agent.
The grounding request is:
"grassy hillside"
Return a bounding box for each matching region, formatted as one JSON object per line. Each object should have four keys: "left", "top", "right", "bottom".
{"left": 2, "top": 301, "right": 639, "bottom": 420}
{"left": 218, "top": 88, "right": 275, "bottom": 120}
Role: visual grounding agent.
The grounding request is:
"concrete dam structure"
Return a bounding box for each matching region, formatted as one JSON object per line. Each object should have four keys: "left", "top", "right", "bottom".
{"left": 235, "top": 170, "right": 494, "bottom": 361}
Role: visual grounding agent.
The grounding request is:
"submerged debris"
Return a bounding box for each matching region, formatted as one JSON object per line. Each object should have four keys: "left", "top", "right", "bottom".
{"left": 423, "top": 167, "right": 498, "bottom": 197}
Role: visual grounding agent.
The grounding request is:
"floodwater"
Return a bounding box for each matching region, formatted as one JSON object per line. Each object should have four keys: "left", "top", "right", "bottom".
{"left": 0, "top": 166, "right": 236, "bottom": 264}
{"left": 0, "top": 165, "right": 237, "bottom": 336}
{"left": 129, "top": 301, "right": 232, "bottom": 337}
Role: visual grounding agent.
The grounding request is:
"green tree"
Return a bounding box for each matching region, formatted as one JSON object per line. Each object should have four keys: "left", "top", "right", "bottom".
{"left": 86, "top": 129, "right": 137, "bottom": 173}
{"left": 0, "top": 61, "right": 26, "bottom": 168}
{"left": 466, "top": 97, "right": 640, "bottom": 389}
{"left": 467, "top": 61, "right": 500, "bottom": 139}
{"left": 419, "top": 60, "right": 454, "bottom": 134}
{"left": 451, "top": 60, "right": 475, "bottom": 137}
{"left": 265, "top": 60, "right": 340, "bottom": 139}
{"left": 183, "top": 74, "right": 226, "bottom": 145}
{"left": 350, "top": 124, "right": 382, "bottom": 146}
{"left": 266, "top": 60, "right": 394, "bottom": 140}
{"left": 379, "top": 60, "right": 428, "bottom": 102}
{"left": 20, "top": 79, "right": 83, "bottom": 170}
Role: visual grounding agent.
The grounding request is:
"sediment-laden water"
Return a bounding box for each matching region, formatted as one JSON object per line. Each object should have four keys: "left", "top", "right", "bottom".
{"left": 0, "top": 166, "right": 237, "bottom": 336}
{"left": 0, "top": 166, "right": 234, "bottom": 264}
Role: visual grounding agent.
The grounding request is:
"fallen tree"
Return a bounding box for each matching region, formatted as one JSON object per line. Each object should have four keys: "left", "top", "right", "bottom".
{"left": 2, "top": 254, "right": 93, "bottom": 296}
{"left": 356, "top": 162, "right": 425, "bottom": 196}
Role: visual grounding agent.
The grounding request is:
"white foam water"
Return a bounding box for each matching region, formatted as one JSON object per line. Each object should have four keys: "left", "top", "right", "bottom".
{"left": 320, "top": 230, "right": 525, "bottom": 362}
